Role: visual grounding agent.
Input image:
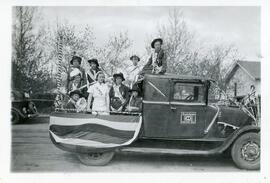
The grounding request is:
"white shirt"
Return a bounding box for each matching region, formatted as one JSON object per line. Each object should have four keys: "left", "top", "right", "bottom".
{"left": 126, "top": 65, "right": 142, "bottom": 86}
{"left": 88, "top": 82, "right": 109, "bottom": 113}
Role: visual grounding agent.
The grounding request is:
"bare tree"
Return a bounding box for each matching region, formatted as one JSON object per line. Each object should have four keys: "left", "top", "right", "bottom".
{"left": 148, "top": 8, "right": 242, "bottom": 88}
{"left": 150, "top": 9, "right": 197, "bottom": 74}
{"left": 98, "top": 31, "right": 132, "bottom": 76}
{"left": 12, "top": 7, "right": 53, "bottom": 93}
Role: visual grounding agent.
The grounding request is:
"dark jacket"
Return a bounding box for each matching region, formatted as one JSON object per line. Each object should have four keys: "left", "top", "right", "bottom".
{"left": 66, "top": 67, "right": 88, "bottom": 98}
{"left": 142, "top": 49, "right": 167, "bottom": 74}
{"left": 128, "top": 96, "right": 142, "bottom": 112}
{"left": 109, "top": 84, "right": 130, "bottom": 110}
{"left": 86, "top": 68, "right": 101, "bottom": 84}
{"left": 65, "top": 100, "right": 76, "bottom": 112}
{"left": 66, "top": 66, "right": 86, "bottom": 88}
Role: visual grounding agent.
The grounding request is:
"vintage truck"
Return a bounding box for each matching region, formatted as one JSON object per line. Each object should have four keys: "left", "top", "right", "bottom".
{"left": 49, "top": 74, "right": 260, "bottom": 170}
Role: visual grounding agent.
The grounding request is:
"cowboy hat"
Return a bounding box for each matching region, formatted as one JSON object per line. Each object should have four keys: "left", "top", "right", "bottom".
{"left": 151, "top": 38, "right": 163, "bottom": 48}
{"left": 70, "top": 56, "right": 82, "bottom": 65}
{"left": 130, "top": 55, "right": 140, "bottom": 61}
{"left": 113, "top": 72, "right": 125, "bottom": 81}
{"left": 69, "top": 90, "right": 83, "bottom": 97}
{"left": 87, "top": 58, "right": 99, "bottom": 67}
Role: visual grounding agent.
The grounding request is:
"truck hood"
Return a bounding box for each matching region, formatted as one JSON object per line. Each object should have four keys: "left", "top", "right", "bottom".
{"left": 217, "top": 105, "right": 253, "bottom": 128}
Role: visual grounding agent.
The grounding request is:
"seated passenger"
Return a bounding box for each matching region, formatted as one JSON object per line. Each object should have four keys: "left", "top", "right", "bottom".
{"left": 125, "top": 85, "right": 142, "bottom": 112}
{"left": 109, "top": 72, "right": 130, "bottom": 112}
{"left": 65, "top": 90, "right": 82, "bottom": 112}
{"left": 141, "top": 38, "right": 167, "bottom": 75}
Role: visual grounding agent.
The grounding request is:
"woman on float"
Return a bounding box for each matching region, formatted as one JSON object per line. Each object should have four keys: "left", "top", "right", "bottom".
{"left": 87, "top": 71, "right": 110, "bottom": 115}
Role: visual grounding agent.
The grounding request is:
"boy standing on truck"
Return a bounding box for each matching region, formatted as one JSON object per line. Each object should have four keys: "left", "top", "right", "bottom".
{"left": 141, "top": 38, "right": 167, "bottom": 75}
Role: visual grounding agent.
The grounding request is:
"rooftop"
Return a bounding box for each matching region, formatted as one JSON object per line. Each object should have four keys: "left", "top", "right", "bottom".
{"left": 225, "top": 60, "right": 261, "bottom": 83}
{"left": 237, "top": 60, "right": 261, "bottom": 79}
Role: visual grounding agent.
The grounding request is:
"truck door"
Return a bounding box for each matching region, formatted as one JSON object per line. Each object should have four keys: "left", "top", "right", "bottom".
{"left": 168, "top": 81, "right": 207, "bottom": 138}
{"left": 142, "top": 77, "right": 170, "bottom": 138}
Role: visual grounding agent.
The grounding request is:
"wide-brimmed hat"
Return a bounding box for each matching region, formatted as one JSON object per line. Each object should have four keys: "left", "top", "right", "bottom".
{"left": 70, "top": 56, "right": 82, "bottom": 65}
{"left": 130, "top": 55, "right": 140, "bottom": 62}
{"left": 151, "top": 38, "right": 163, "bottom": 48}
{"left": 113, "top": 72, "right": 125, "bottom": 81}
{"left": 69, "top": 90, "right": 82, "bottom": 97}
{"left": 87, "top": 58, "right": 99, "bottom": 67}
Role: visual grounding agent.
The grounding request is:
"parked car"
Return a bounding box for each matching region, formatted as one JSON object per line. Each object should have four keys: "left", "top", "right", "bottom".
{"left": 11, "top": 90, "right": 38, "bottom": 124}
{"left": 49, "top": 74, "right": 260, "bottom": 170}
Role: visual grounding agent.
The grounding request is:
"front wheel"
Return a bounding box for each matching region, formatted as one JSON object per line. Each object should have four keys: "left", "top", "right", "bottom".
{"left": 77, "top": 151, "right": 115, "bottom": 166}
{"left": 231, "top": 132, "right": 260, "bottom": 170}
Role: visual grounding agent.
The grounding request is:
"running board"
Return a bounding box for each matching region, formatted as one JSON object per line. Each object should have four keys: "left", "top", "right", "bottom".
{"left": 119, "top": 147, "right": 219, "bottom": 156}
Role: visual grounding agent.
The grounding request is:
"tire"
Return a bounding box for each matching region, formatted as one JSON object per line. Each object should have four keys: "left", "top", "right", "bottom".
{"left": 77, "top": 151, "right": 115, "bottom": 166}
{"left": 11, "top": 110, "right": 21, "bottom": 125}
{"left": 231, "top": 132, "right": 260, "bottom": 170}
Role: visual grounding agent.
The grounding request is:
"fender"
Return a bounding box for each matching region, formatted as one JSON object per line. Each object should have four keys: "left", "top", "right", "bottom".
{"left": 11, "top": 107, "right": 26, "bottom": 118}
{"left": 216, "top": 125, "right": 260, "bottom": 153}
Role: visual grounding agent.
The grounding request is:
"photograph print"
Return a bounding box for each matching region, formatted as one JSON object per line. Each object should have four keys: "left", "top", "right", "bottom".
{"left": 11, "top": 6, "right": 261, "bottom": 172}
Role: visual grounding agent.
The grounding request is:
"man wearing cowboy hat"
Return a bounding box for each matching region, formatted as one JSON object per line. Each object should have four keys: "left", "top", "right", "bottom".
{"left": 109, "top": 72, "right": 130, "bottom": 112}
{"left": 126, "top": 85, "right": 142, "bottom": 112}
{"left": 86, "top": 58, "right": 101, "bottom": 87}
{"left": 126, "top": 55, "right": 142, "bottom": 87}
{"left": 141, "top": 38, "right": 167, "bottom": 74}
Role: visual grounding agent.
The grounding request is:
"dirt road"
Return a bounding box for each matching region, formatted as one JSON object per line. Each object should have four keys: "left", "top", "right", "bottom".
{"left": 11, "top": 117, "right": 244, "bottom": 172}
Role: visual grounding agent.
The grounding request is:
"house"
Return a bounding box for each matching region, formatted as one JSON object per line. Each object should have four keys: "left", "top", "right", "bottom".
{"left": 225, "top": 60, "right": 261, "bottom": 97}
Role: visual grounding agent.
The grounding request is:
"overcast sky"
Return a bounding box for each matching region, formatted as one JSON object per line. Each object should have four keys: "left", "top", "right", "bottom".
{"left": 41, "top": 6, "right": 260, "bottom": 60}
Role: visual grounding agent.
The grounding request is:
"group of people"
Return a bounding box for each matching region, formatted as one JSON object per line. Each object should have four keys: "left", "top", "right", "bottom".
{"left": 62, "top": 38, "right": 167, "bottom": 115}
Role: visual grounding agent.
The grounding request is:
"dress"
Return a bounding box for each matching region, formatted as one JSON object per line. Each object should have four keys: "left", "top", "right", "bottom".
{"left": 88, "top": 82, "right": 110, "bottom": 115}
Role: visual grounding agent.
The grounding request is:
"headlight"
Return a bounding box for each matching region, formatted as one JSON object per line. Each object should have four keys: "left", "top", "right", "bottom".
{"left": 22, "top": 107, "right": 27, "bottom": 114}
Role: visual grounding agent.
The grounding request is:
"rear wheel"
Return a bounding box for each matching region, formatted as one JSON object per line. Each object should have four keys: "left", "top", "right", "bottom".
{"left": 77, "top": 151, "right": 115, "bottom": 166}
{"left": 11, "top": 110, "right": 21, "bottom": 125}
{"left": 231, "top": 132, "right": 260, "bottom": 170}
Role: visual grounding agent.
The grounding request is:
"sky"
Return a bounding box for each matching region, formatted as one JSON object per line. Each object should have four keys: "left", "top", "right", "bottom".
{"left": 41, "top": 6, "right": 260, "bottom": 60}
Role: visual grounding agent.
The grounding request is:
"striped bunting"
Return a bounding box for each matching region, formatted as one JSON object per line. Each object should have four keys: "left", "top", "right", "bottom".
{"left": 49, "top": 113, "right": 142, "bottom": 150}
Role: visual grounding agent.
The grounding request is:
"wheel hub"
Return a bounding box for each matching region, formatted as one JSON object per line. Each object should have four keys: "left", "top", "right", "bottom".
{"left": 241, "top": 141, "right": 260, "bottom": 162}
{"left": 88, "top": 152, "right": 103, "bottom": 159}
